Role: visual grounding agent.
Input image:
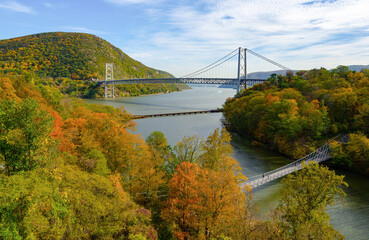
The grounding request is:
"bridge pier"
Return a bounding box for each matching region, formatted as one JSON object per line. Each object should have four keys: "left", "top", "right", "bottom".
{"left": 105, "top": 63, "right": 114, "bottom": 98}
{"left": 236, "top": 47, "right": 247, "bottom": 93}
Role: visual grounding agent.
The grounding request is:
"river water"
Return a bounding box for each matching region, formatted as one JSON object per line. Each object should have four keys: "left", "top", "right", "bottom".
{"left": 85, "top": 87, "right": 369, "bottom": 239}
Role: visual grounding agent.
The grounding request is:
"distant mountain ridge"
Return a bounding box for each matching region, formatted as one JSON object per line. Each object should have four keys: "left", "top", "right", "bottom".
{"left": 247, "top": 65, "right": 369, "bottom": 79}
{"left": 347, "top": 65, "right": 369, "bottom": 72}
{"left": 0, "top": 32, "right": 173, "bottom": 80}
{"left": 247, "top": 70, "right": 293, "bottom": 79}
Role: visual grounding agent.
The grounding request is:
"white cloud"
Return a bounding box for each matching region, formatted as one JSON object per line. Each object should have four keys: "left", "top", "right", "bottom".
{"left": 44, "top": 2, "right": 52, "bottom": 8}
{"left": 61, "top": 26, "right": 110, "bottom": 35}
{"left": 116, "top": 0, "right": 369, "bottom": 75}
{"left": 0, "top": 1, "right": 35, "bottom": 14}
{"left": 104, "top": 0, "right": 161, "bottom": 5}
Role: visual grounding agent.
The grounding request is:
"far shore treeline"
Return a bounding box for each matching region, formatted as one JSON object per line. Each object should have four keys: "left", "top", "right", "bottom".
{"left": 224, "top": 66, "right": 369, "bottom": 175}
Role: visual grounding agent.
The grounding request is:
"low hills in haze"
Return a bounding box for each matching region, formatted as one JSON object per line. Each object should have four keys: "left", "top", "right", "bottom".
{"left": 0, "top": 32, "right": 173, "bottom": 80}
{"left": 247, "top": 65, "right": 369, "bottom": 79}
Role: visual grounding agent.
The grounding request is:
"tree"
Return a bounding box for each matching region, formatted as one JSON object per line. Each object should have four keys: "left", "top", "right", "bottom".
{"left": 0, "top": 76, "right": 19, "bottom": 100}
{"left": 146, "top": 131, "right": 171, "bottom": 160}
{"left": 354, "top": 103, "right": 369, "bottom": 135}
{"left": 199, "top": 128, "right": 246, "bottom": 181}
{"left": 0, "top": 169, "right": 70, "bottom": 240}
{"left": 331, "top": 133, "right": 369, "bottom": 174}
{"left": 0, "top": 98, "right": 54, "bottom": 175}
{"left": 199, "top": 128, "right": 232, "bottom": 170}
{"left": 165, "top": 135, "right": 204, "bottom": 176}
{"left": 173, "top": 135, "right": 203, "bottom": 164}
{"left": 162, "top": 162, "right": 206, "bottom": 239}
{"left": 0, "top": 166, "right": 158, "bottom": 240}
{"left": 162, "top": 161, "right": 254, "bottom": 240}
{"left": 327, "top": 88, "right": 358, "bottom": 131}
{"left": 275, "top": 162, "right": 347, "bottom": 239}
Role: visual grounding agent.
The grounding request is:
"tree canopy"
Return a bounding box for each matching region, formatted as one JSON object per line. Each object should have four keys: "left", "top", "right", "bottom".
{"left": 224, "top": 67, "right": 369, "bottom": 173}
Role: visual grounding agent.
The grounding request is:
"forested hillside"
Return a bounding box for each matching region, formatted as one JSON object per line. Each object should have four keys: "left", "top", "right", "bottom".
{"left": 223, "top": 66, "right": 369, "bottom": 174}
{"left": 0, "top": 73, "right": 346, "bottom": 239}
{"left": 0, "top": 32, "right": 173, "bottom": 80}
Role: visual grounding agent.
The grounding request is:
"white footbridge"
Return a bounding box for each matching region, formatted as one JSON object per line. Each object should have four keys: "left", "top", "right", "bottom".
{"left": 245, "top": 135, "right": 349, "bottom": 189}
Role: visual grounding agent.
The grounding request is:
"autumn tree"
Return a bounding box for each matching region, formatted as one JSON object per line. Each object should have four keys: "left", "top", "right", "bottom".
{"left": 0, "top": 98, "right": 54, "bottom": 175}
{"left": 162, "top": 162, "right": 206, "bottom": 239}
{"left": 331, "top": 133, "right": 369, "bottom": 174}
{"left": 275, "top": 162, "right": 347, "bottom": 239}
{"left": 163, "top": 135, "right": 204, "bottom": 177}
{"left": 0, "top": 166, "right": 158, "bottom": 239}
{"left": 146, "top": 131, "right": 173, "bottom": 163}
{"left": 0, "top": 170, "right": 70, "bottom": 240}
{"left": 162, "top": 129, "right": 252, "bottom": 239}
{"left": 162, "top": 161, "right": 253, "bottom": 240}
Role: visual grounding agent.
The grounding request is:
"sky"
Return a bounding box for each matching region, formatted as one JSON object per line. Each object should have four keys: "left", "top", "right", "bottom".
{"left": 1, "top": 0, "right": 369, "bottom": 77}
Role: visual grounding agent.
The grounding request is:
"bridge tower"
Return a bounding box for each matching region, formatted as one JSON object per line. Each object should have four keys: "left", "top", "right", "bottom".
{"left": 236, "top": 47, "right": 247, "bottom": 93}
{"left": 105, "top": 63, "right": 114, "bottom": 98}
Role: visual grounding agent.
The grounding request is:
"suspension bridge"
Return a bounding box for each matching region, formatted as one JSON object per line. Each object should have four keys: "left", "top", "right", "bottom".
{"left": 99, "top": 48, "right": 350, "bottom": 190}
{"left": 99, "top": 47, "right": 290, "bottom": 98}
{"left": 245, "top": 134, "right": 349, "bottom": 189}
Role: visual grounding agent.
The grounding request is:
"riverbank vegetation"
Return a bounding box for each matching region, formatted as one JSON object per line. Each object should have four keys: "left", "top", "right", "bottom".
{"left": 37, "top": 76, "right": 190, "bottom": 98}
{"left": 223, "top": 66, "right": 369, "bottom": 175}
{"left": 0, "top": 73, "right": 347, "bottom": 239}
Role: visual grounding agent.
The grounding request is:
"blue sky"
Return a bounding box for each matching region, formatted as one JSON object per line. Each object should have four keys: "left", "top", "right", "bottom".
{"left": 1, "top": 0, "right": 369, "bottom": 76}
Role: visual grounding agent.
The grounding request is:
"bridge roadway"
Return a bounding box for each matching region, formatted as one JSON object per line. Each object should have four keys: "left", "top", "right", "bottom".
{"left": 245, "top": 135, "right": 349, "bottom": 189}
{"left": 98, "top": 78, "right": 268, "bottom": 86}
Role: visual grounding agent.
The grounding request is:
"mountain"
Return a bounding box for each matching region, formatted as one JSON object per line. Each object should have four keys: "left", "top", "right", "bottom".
{"left": 247, "top": 70, "right": 295, "bottom": 79}
{"left": 347, "top": 65, "right": 369, "bottom": 72}
{"left": 247, "top": 65, "right": 369, "bottom": 79}
{"left": 0, "top": 32, "right": 173, "bottom": 80}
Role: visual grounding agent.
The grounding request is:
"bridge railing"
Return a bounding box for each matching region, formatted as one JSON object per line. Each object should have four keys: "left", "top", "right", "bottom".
{"left": 246, "top": 134, "right": 346, "bottom": 184}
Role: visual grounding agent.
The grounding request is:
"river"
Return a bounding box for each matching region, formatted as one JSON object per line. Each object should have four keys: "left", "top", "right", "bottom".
{"left": 85, "top": 86, "right": 369, "bottom": 239}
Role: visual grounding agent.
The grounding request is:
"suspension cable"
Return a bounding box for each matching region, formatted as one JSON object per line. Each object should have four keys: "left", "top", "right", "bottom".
{"left": 183, "top": 52, "right": 238, "bottom": 78}
{"left": 180, "top": 48, "right": 239, "bottom": 78}
{"left": 246, "top": 49, "right": 290, "bottom": 71}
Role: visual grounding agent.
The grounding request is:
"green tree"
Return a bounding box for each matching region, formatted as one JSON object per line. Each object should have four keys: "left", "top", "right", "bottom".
{"left": 275, "top": 162, "right": 347, "bottom": 239}
{"left": 199, "top": 128, "right": 233, "bottom": 170}
{"left": 146, "top": 131, "right": 169, "bottom": 155}
{"left": 0, "top": 170, "right": 70, "bottom": 240}
{"left": 331, "top": 133, "right": 369, "bottom": 173}
{"left": 0, "top": 99, "right": 54, "bottom": 175}
{"left": 173, "top": 135, "right": 203, "bottom": 164}
{"left": 146, "top": 131, "right": 173, "bottom": 166}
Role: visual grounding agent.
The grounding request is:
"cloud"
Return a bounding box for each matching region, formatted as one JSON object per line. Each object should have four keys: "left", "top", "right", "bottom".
{"left": 44, "top": 2, "right": 53, "bottom": 8}
{"left": 126, "top": 0, "right": 369, "bottom": 75}
{"left": 104, "top": 0, "right": 161, "bottom": 5}
{"left": 61, "top": 26, "right": 110, "bottom": 35}
{"left": 0, "top": 1, "right": 35, "bottom": 14}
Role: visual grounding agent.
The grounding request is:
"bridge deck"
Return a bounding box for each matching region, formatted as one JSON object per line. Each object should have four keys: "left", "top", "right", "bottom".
{"left": 98, "top": 78, "right": 268, "bottom": 86}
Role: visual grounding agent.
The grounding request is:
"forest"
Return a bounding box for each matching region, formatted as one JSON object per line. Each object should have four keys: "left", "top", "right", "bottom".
{"left": 0, "top": 72, "right": 347, "bottom": 239}
{"left": 0, "top": 32, "right": 173, "bottom": 80}
{"left": 0, "top": 32, "right": 186, "bottom": 98}
{"left": 38, "top": 76, "right": 190, "bottom": 98}
{"left": 223, "top": 66, "right": 369, "bottom": 175}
